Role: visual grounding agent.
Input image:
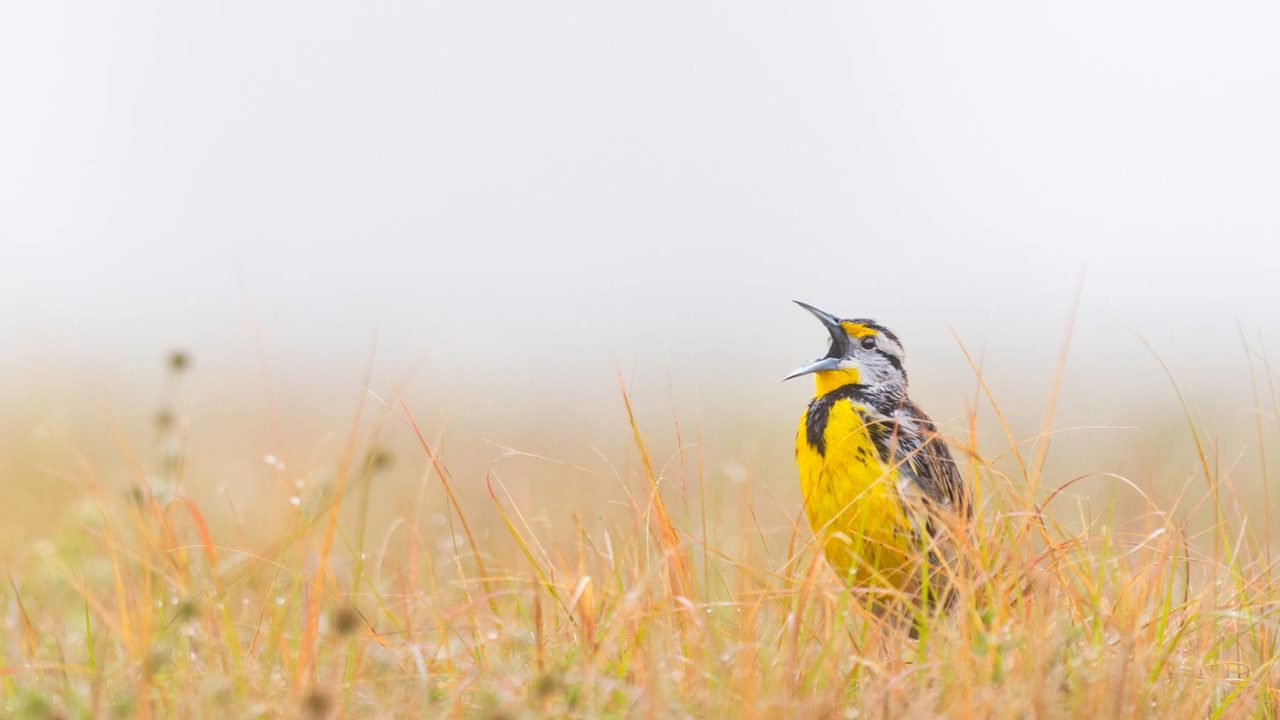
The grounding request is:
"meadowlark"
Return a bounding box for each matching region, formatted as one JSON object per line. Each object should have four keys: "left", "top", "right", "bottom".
{"left": 785, "top": 301, "right": 969, "bottom": 601}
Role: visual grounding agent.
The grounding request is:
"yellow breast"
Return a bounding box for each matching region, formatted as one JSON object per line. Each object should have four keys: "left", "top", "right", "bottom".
{"left": 796, "top": 397, "right": 916, "bottom": 591}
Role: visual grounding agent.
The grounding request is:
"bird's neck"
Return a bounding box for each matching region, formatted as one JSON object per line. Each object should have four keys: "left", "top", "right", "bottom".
{"left": 812, "top": 372, "right": 905, "bottom": 405}
{"left": 812, "top": 369, "right": 861, "bottom": 396}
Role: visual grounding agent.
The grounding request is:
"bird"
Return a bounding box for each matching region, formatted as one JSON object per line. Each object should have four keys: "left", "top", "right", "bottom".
{"left": 785, "top": 301, "right": 969, "bottom": 605}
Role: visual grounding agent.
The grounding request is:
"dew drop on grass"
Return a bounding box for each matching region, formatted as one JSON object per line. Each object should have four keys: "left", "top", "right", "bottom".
{"left": 275, "top": 596, "right": 286, "bottom": 606}
{"left": 289, "top": 495, "right": 302, "bottom": 506}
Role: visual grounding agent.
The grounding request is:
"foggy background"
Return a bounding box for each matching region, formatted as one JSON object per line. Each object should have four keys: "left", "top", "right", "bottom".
{"left": 2, "top": 2, "right": 1278, "bottom": 547}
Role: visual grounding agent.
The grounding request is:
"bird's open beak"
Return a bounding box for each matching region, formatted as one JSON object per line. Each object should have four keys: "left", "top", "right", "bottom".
{"left": 783, "top": 301, "right": 848, "bottom": 381}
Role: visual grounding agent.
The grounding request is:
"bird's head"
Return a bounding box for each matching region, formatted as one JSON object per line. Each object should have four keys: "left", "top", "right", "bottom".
{"left": 784, "top": 301, "right": 907, "bottom": 396}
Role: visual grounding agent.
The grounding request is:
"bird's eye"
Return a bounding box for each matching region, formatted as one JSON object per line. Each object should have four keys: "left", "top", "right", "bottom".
{"left": 860, "top": 336, "right": 877, "bottom": 350}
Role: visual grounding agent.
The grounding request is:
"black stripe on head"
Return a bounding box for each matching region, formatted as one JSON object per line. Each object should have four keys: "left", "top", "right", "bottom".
{"left": 881, "top": 350, "right": 906, "bottom": 383}
{"left": 848, "top": 318, "right": 900, "bottom": 345}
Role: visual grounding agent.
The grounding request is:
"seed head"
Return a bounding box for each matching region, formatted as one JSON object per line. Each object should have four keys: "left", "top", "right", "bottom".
{"left": 167, "top": 350, "right": 191, "bottom": 374}
{"left": 174, "top": 599, "right": 199, "bottom": 622}
{"left": 364, "top": 447, "right": 393, "bottom": 474}
{"left": 330, "top": 605, "right": 361, "bottom": 636}
{"left": 532, "top": 673, "right": 563, "bottom": 698}
{"left": 303, "top": 688, "right": 332, "bottom": 718}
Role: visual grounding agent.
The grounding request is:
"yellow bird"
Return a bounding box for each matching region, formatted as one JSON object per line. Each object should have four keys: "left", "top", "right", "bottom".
{"left": 785, "top": 301, "right": 969, "bottom": 601}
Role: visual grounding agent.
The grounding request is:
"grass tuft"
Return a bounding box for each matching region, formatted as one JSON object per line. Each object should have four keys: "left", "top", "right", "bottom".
{"left": 1, "top": 345, "right": 1279, "bottom": 718}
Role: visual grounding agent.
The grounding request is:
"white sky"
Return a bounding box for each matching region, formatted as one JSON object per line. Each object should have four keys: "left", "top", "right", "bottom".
{"left": 2, "top": 2, "right": 1278, "bottom": 413}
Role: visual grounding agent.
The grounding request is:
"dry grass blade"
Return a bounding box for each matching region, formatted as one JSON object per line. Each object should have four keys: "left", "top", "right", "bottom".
{"left": 617, "top": 370, "right": 695, "bottom": 606}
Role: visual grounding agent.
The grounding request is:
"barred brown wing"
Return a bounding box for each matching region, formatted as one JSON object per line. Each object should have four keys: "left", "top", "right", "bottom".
{"left": 865, "top": 399, "right": 970, "bottom": 520}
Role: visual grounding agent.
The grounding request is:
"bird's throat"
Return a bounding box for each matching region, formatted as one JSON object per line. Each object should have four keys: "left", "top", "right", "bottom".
{"left": 812, "top": 368, "right": 861, "bottom": 396}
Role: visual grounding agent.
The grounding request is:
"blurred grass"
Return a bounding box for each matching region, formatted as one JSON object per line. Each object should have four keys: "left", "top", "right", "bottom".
{"left": 1, "top": 336, "right": 1279, "bottom": 719}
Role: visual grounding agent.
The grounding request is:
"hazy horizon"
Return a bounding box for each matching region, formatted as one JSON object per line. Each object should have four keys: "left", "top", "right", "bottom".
{"left": 4, "top": 3, "right": 1279, "bottom": 536}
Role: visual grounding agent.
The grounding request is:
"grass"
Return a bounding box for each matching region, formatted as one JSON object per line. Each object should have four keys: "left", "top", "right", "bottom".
{"left": 2, "top": 337, "right": 1280, "bottom": 719}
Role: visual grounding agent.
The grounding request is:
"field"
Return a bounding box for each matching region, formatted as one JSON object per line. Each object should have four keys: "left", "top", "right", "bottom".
{"left": 3, "top": 337, "right": 1280, "bottom": 720}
